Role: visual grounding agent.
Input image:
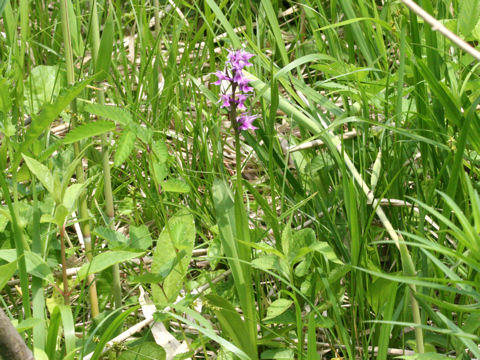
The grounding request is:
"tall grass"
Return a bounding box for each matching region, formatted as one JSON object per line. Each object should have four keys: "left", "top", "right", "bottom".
{"left": 0, "top": 0, "right": 479, "bottom": 359}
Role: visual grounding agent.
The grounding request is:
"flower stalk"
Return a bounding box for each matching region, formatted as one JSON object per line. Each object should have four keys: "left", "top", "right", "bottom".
{"left": 211, "top": 49, "right": 259, "bottom": 358}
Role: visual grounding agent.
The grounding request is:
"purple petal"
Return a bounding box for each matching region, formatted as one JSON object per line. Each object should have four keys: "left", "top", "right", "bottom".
{"left": 237, "top": 114, "right": 259, "bottom": 131}
{"left": 218, "top": 93, "right": 233, "bottom": 108}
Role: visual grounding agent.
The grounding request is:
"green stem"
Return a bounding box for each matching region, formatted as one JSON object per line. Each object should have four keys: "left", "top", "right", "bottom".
{"left": 59, "top": 225, "right": 70, "bottom": 305}
{"left": 0, "top": 173, "right": 31, "bottom": 320}
{"left": 61, "top": 0, "right": 100, "bottom": 316}
{"left": 31, "top": 178, "right": 46, "bottom": 349}
{"left": 89, "top": 0, "right": 122, "bottom": 309}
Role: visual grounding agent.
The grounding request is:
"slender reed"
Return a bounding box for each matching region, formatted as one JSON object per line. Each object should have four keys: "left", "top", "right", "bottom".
{"left": 60, "top": 0, "right": 100, "bottom": 315}
{"left": 88, "top": 0, "right": 122, "bottom": 308}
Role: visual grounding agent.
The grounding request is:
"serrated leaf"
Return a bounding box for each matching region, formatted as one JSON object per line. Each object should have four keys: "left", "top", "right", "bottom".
{"left": 135, "top": 124, "right": 152, "bottom": 144}
{"left": 263, "top": 299, "right": 293, "bottom": 321}
{"left": 63, "top": 120, "right": 115, "bottom": 144}
{"left": 152, "top": 139, "right": 168, "bottom": 162}
{"left": 84, "top": 103, "right": 133, "bottom": 125}
{"left": 77, "top": 250, "right": 144, "bottom": 280}
{"left": 23, "top": 155, "right": 55, "bottom": 196}
{"left": 114, "top": 130, "right": 136, "bottom": 167}
{"left": 161, "top": 179, "right": 190, "bottom": 193}
{"left": 17, "top": 76, "right": 94, "bottom": 166}
{"left": 151, "top": 161, "right": 168, "bottom": 183}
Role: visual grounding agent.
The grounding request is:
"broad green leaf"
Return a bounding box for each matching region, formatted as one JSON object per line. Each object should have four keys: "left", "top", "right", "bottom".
{"left": 251, "top": 255, "right": 289, "bottom": 279}
{"left": 0, "top": 250, "right": 53, "bottom": 283}
{"left": 152, "top": 139, "right": 168, "bottom": 163}
{"left": 311, "top": 241, "right": 343, "bottom": 264}
{"left": 128, "top": 253, "right": 183, "bottom": 284}
{"left": 152, "top": 209, "right": 195, "bottom": 305}
{"left": 161, "top": 179, "right": 190, "bottom": 193}
{"left": 63, "top": 120, "right": 115, "bottom": 144}
{"left": 459, "top": 0, "right": 480, "bottom": 37}
{"left": 94, "top": 227, "right": 128, "bottom": 249}
{"left": 282, "top": 227, "right": 315, "bottom": 266}
{"left": 262, "top": 309, "right": 296, "bottom": 325}
{"left": 260, "top": 348, "right": 295, "bottom": 359}
{"left": 84, "top": 103, "right": 133, "bottom": 125}
{"left": 33, "top": 349, "right": 49, "bottom": 360}
{"left": 24, "top": 65, "right": 65, "bottom": 115}
{"left": 0, "top": 260, "right": 18, "bottom": 291}
{"left": 151, "top": 161, "right": 168, "bottom": 183}
{"left": 17, "top": 76, "right": 94, "bottom": 167}
{"left": 129, "top": 225, "right": 153, "bottom": 251}
{"left": 23, "top": 155, "right": 55, "bottom": 197}
{"left": 366, "top": 277, "right": 397, "bottom": 315}
{"left": 15, "top": 317, "right": 44, "bottom": 333}
{"left": 117, "top": 342, "right": 166, "bottom": 360}
{"left": 263, "top": 299, "right": 293, "bottom": 321}
{"left": 62, "top": 183, "right": 84, "bottom": 212}
{"left": 76, "top": 250, "right": 144, "bottom": 280}
{"left": 114, "top": 130, "right": 136, "bottom": 167}
{"left": 95, "top": 6, "right": 114, "bottom": 80}
{"left": 473, "top": 18, "right": 480, "bottom": 41}
{"left": 54, "top": 204, "right": 69, "bottom": 227}
{"left": 134, "top": 124, "right": 152, "bottom": 145}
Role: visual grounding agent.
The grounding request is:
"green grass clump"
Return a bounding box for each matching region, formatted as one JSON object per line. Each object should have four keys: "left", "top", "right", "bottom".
{"left": 1, "top": 1, "right": 480, "bottom": 359}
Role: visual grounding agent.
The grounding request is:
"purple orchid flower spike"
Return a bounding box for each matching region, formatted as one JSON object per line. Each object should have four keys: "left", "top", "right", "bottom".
{"left": 211, "top": 48, "right": 259, "bottom": 132}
